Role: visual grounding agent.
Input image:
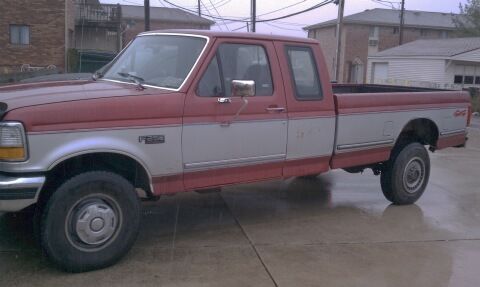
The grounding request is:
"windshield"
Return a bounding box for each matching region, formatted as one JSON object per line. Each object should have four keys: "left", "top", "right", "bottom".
{"left": 103, "top": 35, "right": 207, "bottom": 89}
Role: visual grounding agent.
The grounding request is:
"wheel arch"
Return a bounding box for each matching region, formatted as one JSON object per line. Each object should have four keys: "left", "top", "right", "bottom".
{"left": 394, "top": 118, "right": 440, "bottom": 150}
{"left": 40, "top": 151, "right": 154, "bottom": 204}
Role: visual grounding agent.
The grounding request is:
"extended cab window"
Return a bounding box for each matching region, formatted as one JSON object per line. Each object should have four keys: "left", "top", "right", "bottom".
{"left": 198, "top": 43, "right": 273, "bottom": 97}
{"left": 285, "top": 46, "right": 323, "bottom": 100}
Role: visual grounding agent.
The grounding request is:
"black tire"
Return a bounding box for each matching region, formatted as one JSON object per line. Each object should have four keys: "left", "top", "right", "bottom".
{"left": 39, "top": 171, "right": 141, "bottom": 272}
{"left": 299, "top": 174, "right": 320, "bottom": 180}
{"left": 380, "top": 142, "right": 430, "bottom": 205}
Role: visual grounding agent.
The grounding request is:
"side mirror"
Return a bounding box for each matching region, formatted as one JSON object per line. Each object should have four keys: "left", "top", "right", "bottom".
{"left": 231, "top": 80, "right": 255, "bottom": 97}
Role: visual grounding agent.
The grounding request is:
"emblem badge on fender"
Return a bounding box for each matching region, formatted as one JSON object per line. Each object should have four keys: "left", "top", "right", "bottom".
{"left": 139, "top": 135, "right": 165, "bottom": 144}
{"left": 454, "top": 110, "right": 467, "bottom": 117}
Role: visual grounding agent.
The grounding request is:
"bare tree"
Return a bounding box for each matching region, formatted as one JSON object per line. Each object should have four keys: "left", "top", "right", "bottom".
{"left": 453, "top": 0, "right": 480, "bottom": 36}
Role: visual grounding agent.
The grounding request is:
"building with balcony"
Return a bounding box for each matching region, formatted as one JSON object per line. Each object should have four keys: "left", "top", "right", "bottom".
{"left": 0, "top": 0, "right": 213, "bottom": 75}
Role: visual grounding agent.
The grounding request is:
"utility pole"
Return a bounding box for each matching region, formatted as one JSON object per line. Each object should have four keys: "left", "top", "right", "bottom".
{"left": 251, "top": 0, "right": 256, "bottom": 32}
{"left": 144, "top": 0, "right": 150, "bottom": 31}
{"left": 198, "top": 0, "right": 201, "bottom": 16}
{"left": 333, "top": 0, "right": 345, "bottom": 83}
{"left": 399, "top": 0, "right": 405, "bottom": 45}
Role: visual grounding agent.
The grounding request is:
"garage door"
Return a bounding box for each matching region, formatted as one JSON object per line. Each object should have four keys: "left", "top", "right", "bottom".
{"left": 372, "top": 62, "right": 388, "bottom": 84}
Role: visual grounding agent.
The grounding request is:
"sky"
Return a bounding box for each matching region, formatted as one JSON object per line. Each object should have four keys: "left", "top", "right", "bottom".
{"left": 100, "top": 0, "right": 468, "bottom": 37}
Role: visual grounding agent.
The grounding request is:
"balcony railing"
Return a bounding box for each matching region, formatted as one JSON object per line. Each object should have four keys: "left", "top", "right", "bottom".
{"left": 75, "top": 3, "right": 121, "bottom": 25}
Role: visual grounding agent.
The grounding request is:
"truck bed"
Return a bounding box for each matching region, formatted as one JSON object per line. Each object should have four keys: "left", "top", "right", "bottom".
{"left": 330, "top": 84, "right": 470, "bottom": 169}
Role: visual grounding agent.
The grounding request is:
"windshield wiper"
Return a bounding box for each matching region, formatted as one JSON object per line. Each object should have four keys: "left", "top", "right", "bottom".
{"left": 117, "top": 72, "right": 146, "bottom": 90}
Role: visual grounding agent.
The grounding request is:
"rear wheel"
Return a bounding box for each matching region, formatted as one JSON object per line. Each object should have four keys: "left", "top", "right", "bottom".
{"left": 380, "top": 142, "right": 430, "bottom": 205}
{"left": 39, "top": 171, "right": 141, "bottom": 272}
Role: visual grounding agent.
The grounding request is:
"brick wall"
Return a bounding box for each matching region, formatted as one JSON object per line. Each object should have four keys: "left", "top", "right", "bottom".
{"left": 311, "top": 26, "right": 337, "bottom": 80}
{"left": 377, "top": 26, "right": 448, "bottom": 52}
{"left": 343, "top": 25, "right": 370, "bottom": 83}
{"left": 0, "top": 0, "right": 67, "bottom": 73}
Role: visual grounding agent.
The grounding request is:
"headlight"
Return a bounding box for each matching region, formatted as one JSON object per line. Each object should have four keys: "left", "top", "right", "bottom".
{"left": 0, "top": 122, "right": 27, "bottom": 161}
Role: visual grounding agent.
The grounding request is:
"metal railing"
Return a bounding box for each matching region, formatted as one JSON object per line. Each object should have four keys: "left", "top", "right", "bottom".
{"left": 75, "top": 3, "right": 121, "bottom": 24}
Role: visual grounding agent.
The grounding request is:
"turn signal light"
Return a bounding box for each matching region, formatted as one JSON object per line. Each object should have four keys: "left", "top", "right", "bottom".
{"left": 0, "top": 147, "right": 25, "bottom": 159}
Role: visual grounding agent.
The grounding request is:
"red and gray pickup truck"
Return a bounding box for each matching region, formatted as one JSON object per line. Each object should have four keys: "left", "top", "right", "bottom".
{"left": 0, "top": 30, "right": 471, "bottom": 271}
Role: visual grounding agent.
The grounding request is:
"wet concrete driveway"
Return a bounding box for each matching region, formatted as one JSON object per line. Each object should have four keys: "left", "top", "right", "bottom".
{"left": 1, "top": 121, "right": 479, "bottom": 286}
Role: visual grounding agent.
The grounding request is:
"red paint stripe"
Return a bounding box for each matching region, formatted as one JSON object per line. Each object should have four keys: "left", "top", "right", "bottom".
{"left": 152, "top": 156, "right": 331, "bottom": 194}
{"left": 335, "top": 92, "right": 470, "bottom": 115}
{"left": 183, "top": 161, "right": 283, "bottom": 190}
{"left": 330, "top": 147, "right": 392, "bottom": 169}
{"left": 152, "top": 174, "right": 184, "bottom": 196}
{"left": 283, "top": 156, "right": 330, "bottom": 177}
{"left": 436, "top": 134, "right": 466, "bottom": 150}
{"left": 338, "top": 103, "right": 470, "bottom": 115}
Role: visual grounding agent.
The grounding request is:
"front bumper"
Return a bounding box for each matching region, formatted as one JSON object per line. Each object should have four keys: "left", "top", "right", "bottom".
{"left": 0, "top": 175, "right": 45, "bottom": 212}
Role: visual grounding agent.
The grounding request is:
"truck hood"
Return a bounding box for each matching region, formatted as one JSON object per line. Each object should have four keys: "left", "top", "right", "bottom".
{"left": 0, "top": 80, "right": 173, "bottom": 115}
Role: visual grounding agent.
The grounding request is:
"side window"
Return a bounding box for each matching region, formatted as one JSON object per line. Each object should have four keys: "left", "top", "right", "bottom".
{"left": 218, "top": 43, "right": 273, "bottom": 96}
{"left": 285, "top": 46, "right": 323, "bottom": 101}
{"left": 198, "top": 55, "right": 223, "bottom": 97}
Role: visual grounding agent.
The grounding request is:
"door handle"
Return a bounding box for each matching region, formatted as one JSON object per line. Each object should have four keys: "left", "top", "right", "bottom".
{"left": 217, "top": 97, "right": 231, "bottom": 104}
{"left": 265, "top": 107, "right": 286, "bottom": 113}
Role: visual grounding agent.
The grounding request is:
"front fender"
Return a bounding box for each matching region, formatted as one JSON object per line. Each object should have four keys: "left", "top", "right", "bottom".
{"left": 0, "top": 126, "right": 183, "bottom": 176}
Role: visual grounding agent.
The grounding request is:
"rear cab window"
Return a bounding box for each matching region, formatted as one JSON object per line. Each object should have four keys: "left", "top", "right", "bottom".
{"left": 285, "top": 46, "right": 323, "bottom": 101}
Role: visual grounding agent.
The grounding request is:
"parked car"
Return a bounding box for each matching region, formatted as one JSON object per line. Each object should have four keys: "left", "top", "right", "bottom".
{"left": 0, "top": 30, "right": 471, "bottom": 272}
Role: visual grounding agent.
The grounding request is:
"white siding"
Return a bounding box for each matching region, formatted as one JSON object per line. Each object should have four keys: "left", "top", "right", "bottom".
{"left": 445, "top": 62, "right": 480, "bottom": 88}
{"left": 367, "top": 57, "right": 447, "bottom": 87}
{"left": 371, "top": 62, "right": 388, "bottom": 82}
{"left": 387, "top": 58, "right": 446, "bottom": 83}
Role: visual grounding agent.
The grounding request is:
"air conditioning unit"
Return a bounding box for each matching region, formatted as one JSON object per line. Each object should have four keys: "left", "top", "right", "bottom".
{"left": 368, "top": 39, "right": 378, "bottom": 46}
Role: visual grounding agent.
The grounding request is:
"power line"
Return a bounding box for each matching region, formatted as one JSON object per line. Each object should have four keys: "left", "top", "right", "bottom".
{"left": 257, "top": 0, "right": 309, "bottom": 17}
{"left": 207, "top": 0, "right": 230, "bottom": 30}
{"left": 263, "top": 22, "right": 303, "bottom": 32}
{"left": 176, "top": 0, "right": 232, "bottom": 10}
{"left": 160, "top": 0, "right": 333, "bottom": 23}
{"left": 232, "top": 24, "right": 248, "bottom": 31}
{"left": 256, "top": 0, "right": 333, "bottom": 22}
{"left": 270, "top": 20, "right": 309, "bottom": 26}
{"left": 200, "top": 0, "right": 223, "bottom": 30}
{"left": 371, "top": 0, "right": 401, "bottom": 9}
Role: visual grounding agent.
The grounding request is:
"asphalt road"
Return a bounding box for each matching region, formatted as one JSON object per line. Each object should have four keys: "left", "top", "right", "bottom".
{"left": 1, "top": 126, "right": 480, "bottom": 286}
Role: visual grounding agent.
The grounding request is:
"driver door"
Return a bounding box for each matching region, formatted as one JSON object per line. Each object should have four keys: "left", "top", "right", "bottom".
{"left": 182, "top": 38, "right": 288, "bottom": 189}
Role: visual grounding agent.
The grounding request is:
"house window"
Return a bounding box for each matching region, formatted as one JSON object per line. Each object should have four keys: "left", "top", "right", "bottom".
{"left": 393, "top": 27, "right": 399, "bottom": 34}
{"left": 475, "top": 76, "right": 480, "bottom": 85}
{"left": 454, "top": 75, "right": 463, "bottom": 84}
{"left": 420, "top": 29, "right": 428, "bottom": 37}
{"left": 369, "top": 26, "right": 379, "bottom": 39}
{"left": 441, "top": 31, "right": 449, "bottom": 39}
{"left": 9, "top": 25, "right": 30, "bottom": 45}
{"left": 464, "top": 76, "right": 474, "bottom": 84}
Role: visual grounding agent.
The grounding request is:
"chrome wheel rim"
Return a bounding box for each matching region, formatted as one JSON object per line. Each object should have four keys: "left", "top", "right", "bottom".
{"left": 402, "top": 157, "right": 425, "bottom": 194}
{"left": 66, "top": 194, "right": 122, "bottom": 252}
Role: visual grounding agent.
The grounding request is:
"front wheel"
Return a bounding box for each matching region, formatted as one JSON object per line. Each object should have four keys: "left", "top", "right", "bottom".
{"left": 380, "top": 142, "right": 430, "bottom": 205}
{"left": 39, "top": 171, "right": 141, "bottom": 272}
